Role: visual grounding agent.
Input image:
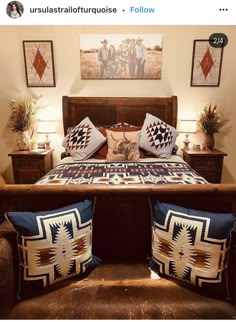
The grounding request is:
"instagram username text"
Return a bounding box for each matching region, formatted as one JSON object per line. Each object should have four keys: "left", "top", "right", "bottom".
{"left": 30, "top": 6, "right": 118, "bottom": 14}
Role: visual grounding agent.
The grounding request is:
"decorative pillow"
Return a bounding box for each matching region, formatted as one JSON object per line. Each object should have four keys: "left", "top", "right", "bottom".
{"left": 140, "top": 113, "right": 178, "bottom": 158}
{"left": 150, "top": 201, "right": 236, "bottom": 298}
{"left": 106, "top": 130, "right": 140, "bottom": 161}
{"left": 5, "top": 199, "right": 98, "bottom": 298}
{"left": 62, "top": 117, "right": 106, "bottom": 160}
{"left": 94, "top": 126, "right": 144, "bottom": 159}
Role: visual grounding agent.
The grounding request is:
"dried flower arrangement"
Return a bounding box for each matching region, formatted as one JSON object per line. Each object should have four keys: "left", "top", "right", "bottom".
{"left": 7, "top": 94, "right": 40, "bottom": 132}
{"left": 198, "top": 104, "right": 229, "bottom": 135}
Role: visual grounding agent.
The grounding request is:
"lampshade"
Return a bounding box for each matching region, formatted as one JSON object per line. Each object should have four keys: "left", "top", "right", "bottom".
{"left": 37, "top": 120, "right": 56, "bottom": 134}
{"left": 179, "top": 120, "right": 197, "bottom": 133}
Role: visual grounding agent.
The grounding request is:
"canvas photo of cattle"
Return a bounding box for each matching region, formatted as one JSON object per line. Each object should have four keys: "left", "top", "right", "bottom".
{"left": 80, "top": 34, "right": 162, "bottom": 79}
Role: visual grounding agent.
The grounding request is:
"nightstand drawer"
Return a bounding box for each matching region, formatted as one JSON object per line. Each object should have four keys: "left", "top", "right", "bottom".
{"left": 195, "top": 170, "right": 221, "bottom": 183}
{"left": 15, "top": 159, "right": 41, "bottom": 169}
{"left": 17, "top": 170, "right": 42, "bottom": 184}
{"left": 191, "top": 157, "right": 221, "bottom": 170}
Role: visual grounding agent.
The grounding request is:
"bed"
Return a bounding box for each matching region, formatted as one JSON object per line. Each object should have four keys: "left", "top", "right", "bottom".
{"left": 36, "top": 96, "right": 207, "bottom": 186}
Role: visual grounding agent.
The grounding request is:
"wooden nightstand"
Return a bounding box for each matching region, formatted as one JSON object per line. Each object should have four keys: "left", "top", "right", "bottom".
{"left": 182, "top": 149, "right": 227, "bottom": 183}
{"left": 8, "top": 149, "right": 53, "bottom": 184}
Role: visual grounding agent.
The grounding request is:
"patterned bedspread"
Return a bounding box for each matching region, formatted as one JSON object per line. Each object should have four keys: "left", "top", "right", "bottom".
{"left": 36, "top": 161, "right": 208, "bottom": 185}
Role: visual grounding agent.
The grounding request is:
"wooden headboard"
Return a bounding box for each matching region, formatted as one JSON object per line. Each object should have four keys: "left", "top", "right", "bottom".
{"left": 62, "top": 96, "right": 177, "bottom": 135}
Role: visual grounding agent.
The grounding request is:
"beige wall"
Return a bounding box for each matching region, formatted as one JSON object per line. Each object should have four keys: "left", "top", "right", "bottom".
{"left": 0, "top": 25, "right": 236, "bottom": 183}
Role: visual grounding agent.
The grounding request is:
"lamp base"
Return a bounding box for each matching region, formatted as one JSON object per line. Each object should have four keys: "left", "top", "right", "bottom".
{"left": 182, "top": 142, "right": 190, "bottom": 150}
{"left": 45, "top": 135, "right": 51, "bottom": 150}
{"left": 45, "top": 141, "right": 51, "bottom": 150}
{"left": 182, "top": 134, "right": 190, "bottom": 150}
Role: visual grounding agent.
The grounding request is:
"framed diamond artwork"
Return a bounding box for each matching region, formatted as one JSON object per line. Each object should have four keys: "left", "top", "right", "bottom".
{"left": 190, "top": 39, "right": 223, "bottom": 87}
{"left": 23, "top": 40, "right": 56, "bottom": 87}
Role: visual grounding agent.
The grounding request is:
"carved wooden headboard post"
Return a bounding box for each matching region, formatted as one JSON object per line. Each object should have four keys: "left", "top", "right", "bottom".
{"left": 62, "top": 96, "right": 177, "bottom": 136}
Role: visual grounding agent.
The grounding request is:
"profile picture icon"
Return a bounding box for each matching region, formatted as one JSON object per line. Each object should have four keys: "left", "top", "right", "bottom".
{"left": 6, "top": 1, "right": 24, "bottom": 19}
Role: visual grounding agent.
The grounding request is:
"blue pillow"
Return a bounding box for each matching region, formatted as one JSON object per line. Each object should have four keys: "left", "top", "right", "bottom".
{"left": 150, "top": 201, "right": 236, "bottom": 298}
{"left": 5, "top": 199, "right": 99, "bottom": 298}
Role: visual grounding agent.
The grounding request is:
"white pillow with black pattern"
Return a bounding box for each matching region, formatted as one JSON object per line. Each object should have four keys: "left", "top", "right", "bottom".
{"left": 62, "top": 117, "right": 106, "bottom": 161}
{"left": 140, "top": 113, "right": 178, "bottom": 158}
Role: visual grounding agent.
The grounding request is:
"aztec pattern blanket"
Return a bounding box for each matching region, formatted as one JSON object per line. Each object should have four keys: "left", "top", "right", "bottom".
{"left": 36, "top": 161, "right": 208, "bottom": 185}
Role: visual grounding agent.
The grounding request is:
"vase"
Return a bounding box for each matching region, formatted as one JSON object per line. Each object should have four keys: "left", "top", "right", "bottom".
{"left": 16, "top": 131, "right": 30, "bottom": 151}
{"left": 205, "top": 133, "right": 215, "bottom": 151}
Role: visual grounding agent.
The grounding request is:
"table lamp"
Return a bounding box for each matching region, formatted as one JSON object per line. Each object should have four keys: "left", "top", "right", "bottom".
{"left": 179, "top": 120, "right": 197, "bottom": 150}
{"left": 37, "top": 120, "right": 56, "bottom": 149}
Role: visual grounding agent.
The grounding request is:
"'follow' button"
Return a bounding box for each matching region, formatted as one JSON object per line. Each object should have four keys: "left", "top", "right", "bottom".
{"left": 130, "top": 6, "right": 155, "bottom": 13}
